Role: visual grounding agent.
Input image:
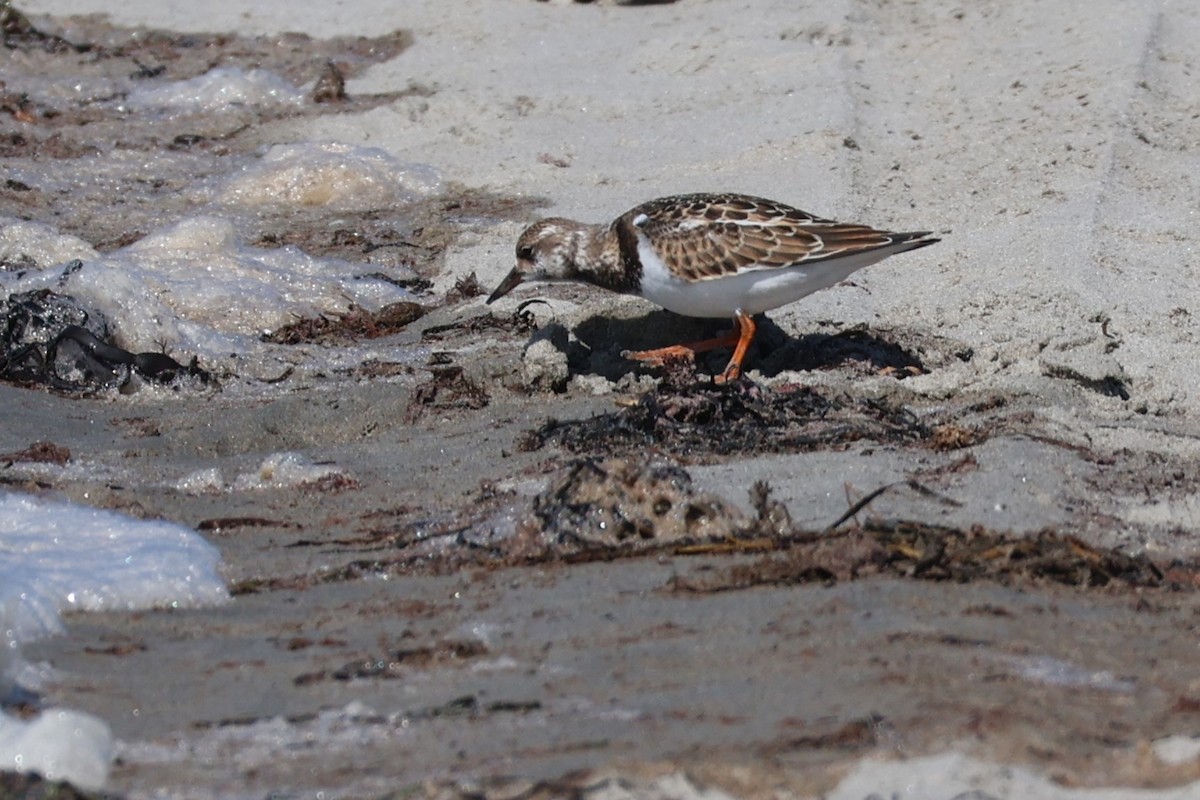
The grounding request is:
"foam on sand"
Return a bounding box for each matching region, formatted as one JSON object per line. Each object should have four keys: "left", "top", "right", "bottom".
{"left": 0, "top": 212, "right": 416, "bottom": 376}
{"left": 0, "top": 137, "right": 438, "bottom": 379}
{"left": 828, "top": 750, "right": 1200, "bottom": 800}
{"left": 0, "top": 490, "right": 228, "bottom": 789}
{"left": 123, "top": 66, "right": 307, "bottom": 112}
{"left": 0, "top": 710, "right": 114, "bottom": 792}
{"left": 216, "top": 141, "right": 442, "bottom": 211}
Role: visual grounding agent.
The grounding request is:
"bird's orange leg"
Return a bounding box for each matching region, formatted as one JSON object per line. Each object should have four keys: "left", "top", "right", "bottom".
{"left": 625, "top": 331, "right": 741, "bottom": 366}
{"left": 714, "top": 310, "right": 756, "bottom": 385}
{"left": 625, "top": 310, "right": 757, "bottom": 383}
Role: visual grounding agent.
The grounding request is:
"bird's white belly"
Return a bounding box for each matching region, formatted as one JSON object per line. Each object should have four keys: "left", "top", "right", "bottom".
{"left": 636, "top": 236, "right": 884, "bottom": 318}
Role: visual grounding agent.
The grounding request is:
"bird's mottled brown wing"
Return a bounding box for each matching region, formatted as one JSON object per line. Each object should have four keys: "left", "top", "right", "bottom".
{"left": 623, "top": 193, "right": 907, "bottom": 282}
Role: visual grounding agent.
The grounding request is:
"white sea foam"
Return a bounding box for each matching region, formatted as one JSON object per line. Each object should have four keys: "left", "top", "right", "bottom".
{"left": 175, "top": 467, "right": 227, "bottom": 495}
{"left": 231, "top": 451, "right": 348, "bottom": 490}
{"left": 216, "top": 141, "right": 442, "bottom": 210}
{"left": 828, "top": 750, "right": 1200, "bottom": 800}
{"left": 0, "top": 709, "right": 114, "bottom": 791}
{"left": 0, "top": 490, "right": 228, "bottom": 789}
{"left": 0, "top": 490, "right": 227, "bottom": 643}
{"left": 174, "top": 452, "right": 351, "bottom": 493}
{"left": 0, "top": 135, "right": 439, "bottom": 380}
{"left": 0, "top": 211, "right": 421, "bottom": 376}
{"left": 996, "top": 653, "right": 1136, "bottom": 693}
{"left": 123, "top": 66, "right": 306, "bottom": 112}
{"left": 0, "top": 221, "right": 98, "bottom": 267}
{"left": 1154, "top": 735, "right": 1200, "bottom": 766}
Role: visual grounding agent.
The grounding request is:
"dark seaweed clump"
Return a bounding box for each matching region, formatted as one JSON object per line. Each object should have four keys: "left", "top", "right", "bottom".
{"left": 520, "top": 380, "right": 929, "bottom": 462}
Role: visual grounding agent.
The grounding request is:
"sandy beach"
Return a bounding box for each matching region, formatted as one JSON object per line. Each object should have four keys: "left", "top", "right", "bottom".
{"left": 4, "top": 0, "right": 1200, "bottom": 797}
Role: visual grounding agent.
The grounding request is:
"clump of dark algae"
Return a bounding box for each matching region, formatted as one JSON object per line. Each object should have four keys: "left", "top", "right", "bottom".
{"left": 0, "top": 288, "right": 210, "bottom": 391}
{"left": 519, "top": 378, "right": 930, "bottom": 463}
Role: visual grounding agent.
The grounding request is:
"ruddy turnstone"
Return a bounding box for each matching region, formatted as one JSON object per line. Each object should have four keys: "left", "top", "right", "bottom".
{"left": 486, "top": 193, "right": 939, "bottom": 383}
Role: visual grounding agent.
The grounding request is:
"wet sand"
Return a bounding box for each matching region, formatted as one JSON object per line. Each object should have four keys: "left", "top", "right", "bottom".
{"left": 8, "top": 368, "right": 1200, "bottom": 798}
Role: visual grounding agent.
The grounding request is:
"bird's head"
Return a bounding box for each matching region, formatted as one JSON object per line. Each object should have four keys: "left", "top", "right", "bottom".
{"left": 486, "top": 218, "right": 581, "bottom": 304}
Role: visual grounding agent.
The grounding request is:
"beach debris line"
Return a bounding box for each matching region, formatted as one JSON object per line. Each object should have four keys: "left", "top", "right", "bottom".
{"left": 669, "top": 519, "right": 1178, "bottom": 593}
{"left": 259, "top": 269, "right": 535, "bottom": 354}
{"left": 192, "top": 693, "right": 539, "bottom": 735}
{"left": 294, "top": 639, "right": 489, "bottom": 686}
{"left": 0, "top": 440, "right": 70, "bottom": 467}
{"left": 519, "top": 460, "right": 1181, "bottom": 591}
{"left": 419, "top": 303, "right": 541, "bottom": 343}
{"left": 263, "top": 301, "right": 426, "bottom": 345}
{"left": 222, "top": 454, "right": 1198, "bottom": 596}
{"left": 518, "top": 379, "right": 937, "bottom": 461}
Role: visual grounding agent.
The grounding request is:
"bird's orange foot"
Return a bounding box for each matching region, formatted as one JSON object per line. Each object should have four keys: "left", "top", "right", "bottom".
{"left": 623, "top": 345, "right": 698, "bottom": 368}
{"left": 713, "top": 362, "right": 742, "bottom": 385}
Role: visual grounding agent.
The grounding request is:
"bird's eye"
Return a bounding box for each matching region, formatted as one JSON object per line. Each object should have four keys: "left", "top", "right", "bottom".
{"left": 517, "top": 246, "right": 535, "bottom": 261}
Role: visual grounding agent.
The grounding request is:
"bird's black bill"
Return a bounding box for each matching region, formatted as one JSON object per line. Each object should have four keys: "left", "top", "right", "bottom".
{"left": 486, "top": 267, "right": 525, "bottom": 304}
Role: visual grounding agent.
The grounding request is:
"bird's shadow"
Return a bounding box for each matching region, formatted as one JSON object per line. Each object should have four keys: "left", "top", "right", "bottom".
{"left": 569, "top": 310, "right": 925, "bottom": 382}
